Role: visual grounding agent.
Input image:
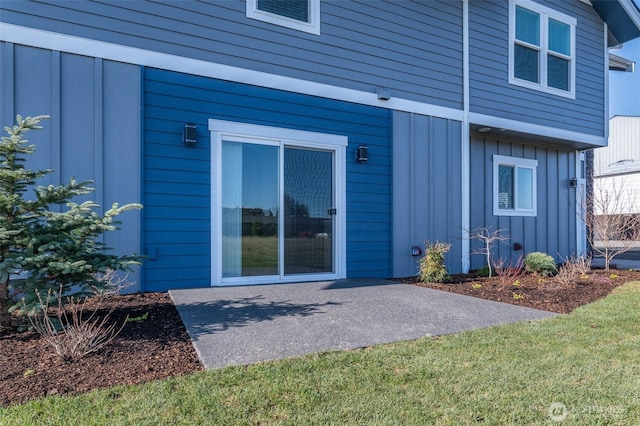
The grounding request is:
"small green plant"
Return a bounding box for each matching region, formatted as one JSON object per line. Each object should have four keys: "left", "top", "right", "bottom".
{"left": 512, "top": 293, "right": 525, "bottom": 300}
{"left": 476, "top": 265, "right": 490, "bottom": 277}
{"left": 524, "top": 252, "right": 556, "bottom": 276}
{"left": 472, "top": 283, "right": 482, "bottom": 289}
{"left": 512, "top": 280, "right": 520, "bottom": 287}
{"left": 418, "top": 241, "right": 451, "bottom": 283}
{"left": 610, "top": 273, "right": 619, "bottom": 279}
{"left": 23, "top": 369, "right": 34, "bottom": 377}
{"left": 127, "top": 312, "right": 149, "bottom": 323}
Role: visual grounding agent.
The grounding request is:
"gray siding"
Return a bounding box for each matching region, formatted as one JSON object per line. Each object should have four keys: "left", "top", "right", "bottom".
{"left": 0, "top": 42, "right": 143, "bottom": 290}
{"left": 469, "top": 0, "right": 606, "bottom": 137}
{"left": 393, "top": 111, "right": 463, "bottom": 277}
{"left": 469, "top": 134, "right": 578, "bottom": 269}
{"left": 0, "top": 0, "right": 464, "bottom": 110}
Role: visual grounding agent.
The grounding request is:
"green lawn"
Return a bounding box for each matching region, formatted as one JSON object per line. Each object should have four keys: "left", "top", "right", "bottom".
{"left": 3, "top": 282, "right": 640, "bottom": 425}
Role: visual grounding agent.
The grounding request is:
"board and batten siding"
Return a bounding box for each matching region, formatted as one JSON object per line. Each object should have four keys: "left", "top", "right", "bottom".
{"left": 0, "top": 0, "right": 463, "bottom": 111}
{"left": 469, "top": 0, "right": 606, "bottom": 137}
{"left": 469, "top": 134, "right": 578, "bottom": 269}
{"left": 392, "top": 111, "right": 463, "bottom": 276}
{"left": 0, "top": 42, "right": 143, "bottom": 290}
{"left": 143, "top": 67, "right": 392, "bottom": 291}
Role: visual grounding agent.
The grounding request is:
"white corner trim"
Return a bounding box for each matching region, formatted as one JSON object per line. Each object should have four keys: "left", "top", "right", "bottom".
{"left": 461, "top": 0, "right": 470, "bottom": 273}
{"left": 0, "top": 23, "right": 464, "bottom": 122}
{"left": 469, "top": 112, "right": 608, "bottom": 147}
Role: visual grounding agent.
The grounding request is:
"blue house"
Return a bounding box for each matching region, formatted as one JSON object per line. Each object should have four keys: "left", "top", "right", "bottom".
{"left": 1, "top": 0, "right": 639, "bottom": 292}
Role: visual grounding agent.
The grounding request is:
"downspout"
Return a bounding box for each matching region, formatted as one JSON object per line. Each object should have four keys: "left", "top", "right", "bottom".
{"left": 461, "top": 0, "right": 471, "bottom": 273}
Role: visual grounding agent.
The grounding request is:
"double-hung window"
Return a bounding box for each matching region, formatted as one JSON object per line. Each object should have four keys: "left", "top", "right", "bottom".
{"left": 247, "top": 0, "right": 320, "bottom": 35}
{"left": 493, "top": 155, "right": 538, "bottom": 217}
{"left": 509, "top": 0, "right": 576, "bottom": 98}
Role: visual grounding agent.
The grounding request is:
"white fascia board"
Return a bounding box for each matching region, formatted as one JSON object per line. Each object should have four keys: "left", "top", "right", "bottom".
{"left": 619, "top": 0, "right": 640, "bottom": 33}
{"left": 469, "top": 112, "right": 608, "bottom": 147}
{"left": 0, "top": 23, "right": 464, "bottom": 122}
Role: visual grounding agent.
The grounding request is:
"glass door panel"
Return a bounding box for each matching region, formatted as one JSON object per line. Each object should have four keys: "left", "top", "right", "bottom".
{"left": 283, "top": 147, "right": 334, "bottom": 275}
{"left": 221, "top": 141, "right": 279, "bottom": 277}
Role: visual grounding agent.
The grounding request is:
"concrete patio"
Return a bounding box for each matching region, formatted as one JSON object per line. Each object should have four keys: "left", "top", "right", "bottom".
{"left": 170, "top": 279, "right": 556, "bottom": 369}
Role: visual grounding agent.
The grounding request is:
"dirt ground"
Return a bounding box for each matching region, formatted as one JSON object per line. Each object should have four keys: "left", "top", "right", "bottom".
{"left": 2, "top": 267, "right": 639, "bottom": 407}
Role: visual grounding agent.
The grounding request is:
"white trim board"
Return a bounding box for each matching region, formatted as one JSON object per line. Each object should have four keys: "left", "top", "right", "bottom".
{"left": 0, "top": 23, "right": 463, "bottom": 122}
{"left": 1, "top": 23, "right": 609, "bottom": 148}
{"left": 469, "top": 112, "right": 607, "bottom": 147}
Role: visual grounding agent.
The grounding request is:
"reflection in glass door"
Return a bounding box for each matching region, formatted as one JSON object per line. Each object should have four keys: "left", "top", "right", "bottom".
{"left": 284, "top": 147, "right": 334, "bottom": 275}
{"left": 220, "top": 141, "right": 334, "bottom": 279}
{"left": 221, "top": 141, "right": 279, "bottom": 277}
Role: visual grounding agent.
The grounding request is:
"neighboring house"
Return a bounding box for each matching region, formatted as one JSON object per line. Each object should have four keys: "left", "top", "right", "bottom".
{"left": 0, "top": 0, "right": 639, "bottom": 292}
{"left": 593, "top": 116, "right": 640, "bottom": 220}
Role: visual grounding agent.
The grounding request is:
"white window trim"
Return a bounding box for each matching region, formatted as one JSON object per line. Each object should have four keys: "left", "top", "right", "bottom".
{"left": 508, "top": 0, "right": 576, "bottom": 99}
{"left": 493, "top": 154, "right": 538, "bottom": 217}
{"left": 209, "top": 119, "right": 346, "bottom": 286}
{"left": 247, "top": 0, "right": 320, "bottom": 35}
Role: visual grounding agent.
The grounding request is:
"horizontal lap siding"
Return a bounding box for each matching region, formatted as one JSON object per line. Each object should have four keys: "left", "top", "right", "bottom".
{"left": 1, "top": 0, "right": 463, "bottom": 110}
{"left": 469, "top": 1, "right": 605, "bottom": 136}
{"left": 143, "top": 68, "right": 391, "bottom": 291}
{"left": 469, "top": 134, "right": 577, "bottom": 269}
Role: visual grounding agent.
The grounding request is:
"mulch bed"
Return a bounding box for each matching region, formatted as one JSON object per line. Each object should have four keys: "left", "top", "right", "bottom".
{"left": 2, "top": 267, "right": 640, "bottom": 407}
{"left": 401, "top": 268, "right": 640, "bottom": 314}
{"left": 0, "top": 293, "right": 203, "bottom": 407}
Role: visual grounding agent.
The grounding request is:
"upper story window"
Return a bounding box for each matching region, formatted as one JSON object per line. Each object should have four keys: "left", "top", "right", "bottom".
{"left": 493, "top": 155, "right": 538, "bottom": 217}
{"left": 509, "top": 0, "right": 576, "bottom": 99}
{"left": 247, "top": 0, "right": 320, "bottom": 35}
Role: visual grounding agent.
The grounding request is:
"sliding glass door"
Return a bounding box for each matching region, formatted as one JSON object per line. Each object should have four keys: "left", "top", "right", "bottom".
{"left": 219, "top": 137, "right": 336, "bottom": 283}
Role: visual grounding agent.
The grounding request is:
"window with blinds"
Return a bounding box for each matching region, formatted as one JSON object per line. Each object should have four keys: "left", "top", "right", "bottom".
{"left": 509, "top": 0, "right": 576, "bottom": 98}
{"left": 247, "top": 0, "right": 320, "bottom": 35}
{"left": 257, "top": 0, "right": 309, "bottom": 23}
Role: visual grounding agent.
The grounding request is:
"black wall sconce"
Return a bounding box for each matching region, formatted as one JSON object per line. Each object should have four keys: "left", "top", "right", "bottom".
{"left": 356, "top": 145, "right": 368, "bottom": 162}
{"left": 513, "top": 242, "right": 523, "bottom": 251}
{"left": 183, "top": 123, "right": 197, "bottom": 145}
{"left": 570, "top": 177, "right": 578, "bottom": 188}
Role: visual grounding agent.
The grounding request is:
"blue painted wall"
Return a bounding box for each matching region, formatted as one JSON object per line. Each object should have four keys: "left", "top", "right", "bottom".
{"left": 143, "top": 68, "right": 392, "bottom": 291}
{"left": 469, "top": 0, "right": 606, "bottom": 137}
{"left": 0, "top": 42, "right": 143, "bottom": 291}
{"left": 392, "top": 111, "right": 463, "bottom": 276}
{"left": 469, "top": 134, "right": 578, "bottom": 268}
{"left": 1, "top": 0, "right": 463, "bottom": 111}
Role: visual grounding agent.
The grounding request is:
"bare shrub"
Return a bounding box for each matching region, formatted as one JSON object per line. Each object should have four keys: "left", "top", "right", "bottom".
{"left": 581, "top": 176, "right": 640, "bottom": 270}
{"left": 492, "top": 256, "right": 524, "bottom": 290}
{"left": 25, "top": 288, "right": 126, "bottom": 361}
{"left": 554, "top": 263, "right": 576, "bottom": 287}
{"left": 554, "top": 255, "right": 593, "bottom": 287}
{"left": 91, "top": 269, "right": 134, "bottom": 300}
{"left": 468, "top": 227, "right": 510, "bottom": 277}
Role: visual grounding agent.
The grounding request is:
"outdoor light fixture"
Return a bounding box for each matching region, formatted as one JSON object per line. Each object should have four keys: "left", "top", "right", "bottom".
{"left": 376, "top": 87, "right": 391, "bottom": 101}
{"left": 183, "top": 123, "right": 197, "bottom": 145}
{"left": 356, "top": 145, "right": 368, "bottom": 162}
{"left": 570, "top": 177, "right": 578, "bottom": 188}
{"left": 513, "top": 242, "right": 523, "bottom": 251}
